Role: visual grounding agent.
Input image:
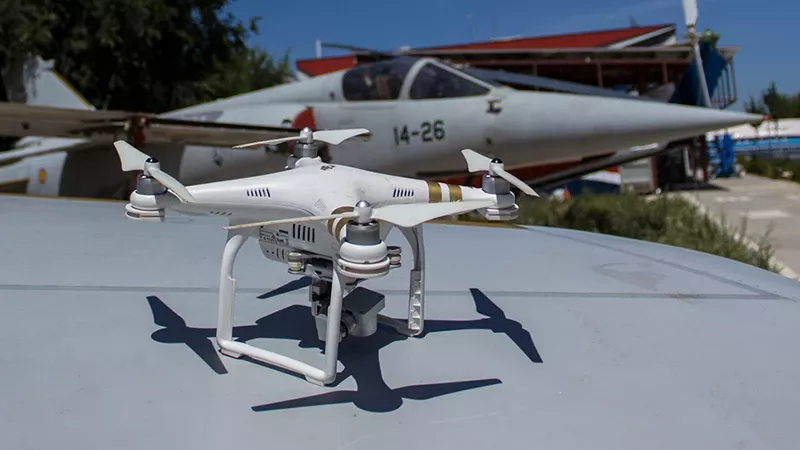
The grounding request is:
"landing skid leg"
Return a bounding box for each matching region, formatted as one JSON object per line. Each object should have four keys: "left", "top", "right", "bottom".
{"left": 378, "top": 225, "right": 426, "bottom": 337}
{"left": 214, "top": 231, "right": 342, "bottom": 386}
{"left": 310, "top": 268, "right": 345, "bottom": 386}
{"left": 216, "top": 232, "right": 247, "bottom": 359}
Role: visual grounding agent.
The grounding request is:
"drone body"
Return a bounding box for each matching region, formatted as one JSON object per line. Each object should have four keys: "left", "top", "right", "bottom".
{"left": 116, "top": 127, "right": 533, "bottom": 385}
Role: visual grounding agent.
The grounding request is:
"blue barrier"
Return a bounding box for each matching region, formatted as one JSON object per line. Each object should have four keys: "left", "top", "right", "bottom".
{"left": 708, "top": 133, "right": 736, "bottom": 177}
{"left": 709, "top": 137, "right": 800, "bottom": 161}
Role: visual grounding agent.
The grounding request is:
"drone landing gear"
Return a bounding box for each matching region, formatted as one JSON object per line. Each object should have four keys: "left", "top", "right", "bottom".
{"left": 377, "top": 225, "right": 425, "bottom": 337}
{"left": 214, "top": 224, "right": 426, "bottom": 386}
{"left": 216, "top": 231, "right": 342, "bottom": 385}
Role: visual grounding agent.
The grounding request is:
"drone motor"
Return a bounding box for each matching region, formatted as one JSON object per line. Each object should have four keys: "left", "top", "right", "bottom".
{"left": 125, "top": 157, "right": 171, "bottom": 221}
{"left": 478, "top": 158, "right": 520, "bottom": 221}
{"left": 286, "top": 129, "right": 321, "bottom": 169}
{"left": 336, "top": 201, "right": 392, "bottom": 279}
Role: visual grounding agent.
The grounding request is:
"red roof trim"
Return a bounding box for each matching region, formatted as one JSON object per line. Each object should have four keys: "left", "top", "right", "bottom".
{"left": 295, "top": 24, "right": 675, "bottom": 77}
{"left": 419, "top": 24, "right": 672, "bottom": 51}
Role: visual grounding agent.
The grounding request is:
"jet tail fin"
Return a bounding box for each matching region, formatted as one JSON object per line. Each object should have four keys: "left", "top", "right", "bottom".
{"left": 1, "top": 54, "right": 94, "bottom": 110}
{"left": 1, "top": 55, "right": 94, "bottom": 150}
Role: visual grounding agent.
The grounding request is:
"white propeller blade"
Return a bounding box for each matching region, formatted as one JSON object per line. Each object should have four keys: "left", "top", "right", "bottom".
{"left": 313, "top": 128, "right": 371, "bottom": 145}
{"left": 224, "top": 199, "right": 496, "bottom": 231}
{"left": 233, "top": 128, "right": 370, "bottom": 149}
{"left": 115, "top": 140, "right": 150, "bottom": 172}
{"left": 233, "top": 136, "right": 298, "bottom": 149}
{"left": 461, "top": 149, "right": 539, "bottom": 197}
{"left": 373, "top": 200, "right": 496, "bottom": 228}
{"left": 461, "top": 148, "right": 493, "bottom": 173}
{"left": 148, "top": 167, "right": 196, "bottom": 203}
{"left": 492, "top": 166, "right": 539, "bottom": 197}
{"left": 225, "top": 212, "right": 359, "bottom": 230}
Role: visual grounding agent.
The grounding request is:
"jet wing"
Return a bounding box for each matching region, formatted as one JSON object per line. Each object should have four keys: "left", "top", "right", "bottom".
{"left": 0, "top": 102, "right": 301, "bottom": 149}
{"left": 415, "top": 142, "right": 677, "bottom": 191}
{"left": 526, "top": 142, "right": 672, "bottom": 191}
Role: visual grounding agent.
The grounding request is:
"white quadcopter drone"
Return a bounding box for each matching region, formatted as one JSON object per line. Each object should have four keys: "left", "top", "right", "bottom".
{"left": 115, "top": 126, "right": 537, "bottom": 386}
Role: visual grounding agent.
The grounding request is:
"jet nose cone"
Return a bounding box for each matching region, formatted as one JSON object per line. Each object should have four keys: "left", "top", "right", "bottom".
{"left": 495, "top": 91, "right": 764, "bottom": 159}
{"left": 578, "top": 96, "right": 764, "bottom": 137}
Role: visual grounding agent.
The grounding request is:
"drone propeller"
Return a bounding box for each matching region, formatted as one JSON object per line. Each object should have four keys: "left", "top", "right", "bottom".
{"left": 233, "top": 127, "right": 370, "bottom": 149}
{"left": 225, "top": 199, "right": 496, "bottom": 231}
{"left": 114, "top": 140, "right": 196, "bottom": 203}
{"left": 461, "top": 149, "right": 539, "bottom": 197}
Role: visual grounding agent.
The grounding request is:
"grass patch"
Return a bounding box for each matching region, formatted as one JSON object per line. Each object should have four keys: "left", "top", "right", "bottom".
{"left": 738, "top": 155, "right": 800, "bottom": 183}
{"left": 461, "top": 192, "right": 778, "bottom": 273}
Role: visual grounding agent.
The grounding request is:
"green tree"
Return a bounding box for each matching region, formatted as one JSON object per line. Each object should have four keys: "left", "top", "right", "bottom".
{"left": 0, "top": 0, "right": 59, "bottom": 148}
{"left": 700, "top": 29, "right": 720, "bottom": 47}
{"left": 745, "top": 82, "right": 800, "bottom": 119}
{"left": 0, "top": 1, "right": 58, "bottom": 81}
{"left": 0, "top": 0, "right": 292, "bottom": 114}
{"left": 203, "top": 46, "right": 293, "bottom": 100}
{"left": 744, "top": 96, "right": 767, "bottom": 115}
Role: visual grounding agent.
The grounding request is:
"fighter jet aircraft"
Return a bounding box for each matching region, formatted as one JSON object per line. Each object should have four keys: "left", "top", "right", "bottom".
{"left": 0, "top": 54, "right": 762, "bottom": 199}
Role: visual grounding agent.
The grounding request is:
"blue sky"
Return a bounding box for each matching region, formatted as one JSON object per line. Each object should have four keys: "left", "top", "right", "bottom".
{"left": 225, "top": 0, "right": 798, "bottom": 109}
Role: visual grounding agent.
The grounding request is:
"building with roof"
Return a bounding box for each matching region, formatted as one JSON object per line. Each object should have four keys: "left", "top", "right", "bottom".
{"left": 296, "top": 24, "right": 739, "bottom": 109}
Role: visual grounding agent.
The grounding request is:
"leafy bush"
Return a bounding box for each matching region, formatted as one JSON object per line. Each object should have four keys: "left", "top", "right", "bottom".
{"left": 462, "top": 193, "right": 778, "bottom": 272}
{"left": 738, "top": 156, "right": 800, "bottom": 182}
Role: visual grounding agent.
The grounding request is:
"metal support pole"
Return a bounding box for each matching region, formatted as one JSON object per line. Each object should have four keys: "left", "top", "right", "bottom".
{"left": 688, "top": 26, "right": 712, "bottom": 107}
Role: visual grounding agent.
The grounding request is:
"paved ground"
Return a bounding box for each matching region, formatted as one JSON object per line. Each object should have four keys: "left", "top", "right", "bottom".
{"left": 677, "top": 174, "right": 800, "bottom": 279}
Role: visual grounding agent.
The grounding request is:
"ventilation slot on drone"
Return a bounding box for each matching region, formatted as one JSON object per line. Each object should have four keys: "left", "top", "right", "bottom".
{"left": 209, "top": 211, "right": 232, "bottom": 216}
{"left": 392, "top": 188, "right": 415, "bottom": 198}
{"left": 292, "top": 224, "right": 316, "bottom": 243}
{"left": 246, "top": 187, "right": 271, "bottom": 198}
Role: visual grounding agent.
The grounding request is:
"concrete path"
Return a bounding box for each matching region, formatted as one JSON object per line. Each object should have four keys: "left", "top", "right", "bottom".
{"left": 676, "top": 174, "right": 800, "bottom": 280}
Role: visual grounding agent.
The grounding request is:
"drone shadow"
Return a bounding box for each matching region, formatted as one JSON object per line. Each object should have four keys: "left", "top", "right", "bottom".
{"left": 256, "top": 276, "right": 311, "bottom": 299}
{"left": 146, "top": 283, "right": 541, "bottom": 413}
